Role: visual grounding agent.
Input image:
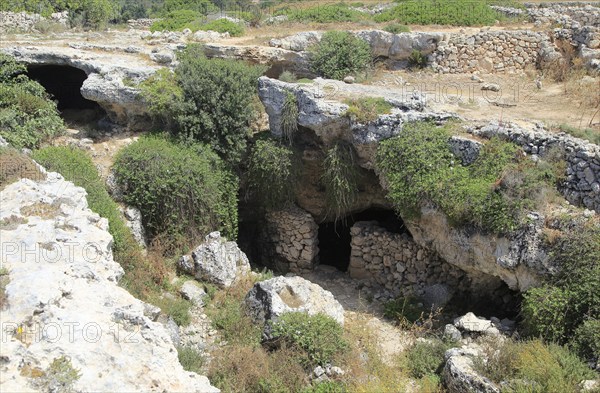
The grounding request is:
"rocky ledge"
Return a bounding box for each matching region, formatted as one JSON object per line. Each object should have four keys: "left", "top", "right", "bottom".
{"left": 0, "top": 169, "right": 218, "bottom": 392}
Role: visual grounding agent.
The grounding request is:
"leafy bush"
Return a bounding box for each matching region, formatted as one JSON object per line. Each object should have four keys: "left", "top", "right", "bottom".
{"left": 150, "top": 9, "right": 201, "bottom": 31}
{"left": 309, "top": 31, "right": 372, "bottom": 80}
{"left": 269, "top": 312, "right": 348, "bottom": 367}
{"left": 1, "top": 0, "right": 115, "bottom": 29}
{"left": 31, "top": 147, "right": 163, "bottom": 298}
{"left": 408, "top": 49, "right": 428, "bottom": 69}
{"left": 383, "top": 297, "right": 425, "bottom": 327}
{"left": 281, "top": 4, "right": 365, "bottom": 23}
{"left": 149, "top": 294, "right": 191, "bottom": 326}
{"left": 246, "top": 138, "right": 298, "bottom": 209}
{"left": 522, "top": 222, "right": 599, "bottom": 349}
{"left": 113, "top": 135, "right": 238, "bottom": 249}
{"left": 177, "top": 345, "right": 206, "bottom": 374}
{"left": 572, "top": 319, "right": 600, "bottom": 363}
{"left": 344, "top": 97, "right": 392, "bottom": 123}
{"left": 403, "top": 339, "right": 453, "bottom": 379}
{"left": 188, "top": 18, "right": 244, "bottom": 36}
{"left": 375, "top": 0, "right": 500, "bottom": 26}
{"left": 376, "top": 122, "right": 563, "bottom": 234}
{"left": 278, "top": 71, "right": 297, "bottom": 83}
{"left": 281, "top": 91, "right": 298, "bottom": 145}
{"left": 157, "top": 0, "right": 214, "bottom": 15}
{"left": 0, "top": 54, "right": 64, "bottom": 149}
{"left": 141, "top": 45, "right": 265, "bottom": 165}
{"left": 322, "top": 143, "right": 360, "bottom": 222}
{"left": 302, "top": 381, "right": 347, "bottom": 393}
{"left": 383, "top": 23, "right": 410, "bottom": 33}
{"left": 477, "top": 339, "right": 596, "bottom": 392}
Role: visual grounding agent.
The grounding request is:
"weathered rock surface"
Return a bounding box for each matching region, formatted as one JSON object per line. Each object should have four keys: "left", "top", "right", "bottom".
{"left": 444, "top": 346, "right": 500, "bottom": 393}
{"left": 179, "top": 231, "right": 250, "bottom": 288}
{"left": 454, "top": 312, "right": 498, "bottom": 335}
{"left": 245, "top": 276, "right": 344, "bottom": 328}
{"left": 119, "top": 206, "right": 147, "bottom": 248}
{"left": 0, "top": 171, "right": 218, "bottom": 392}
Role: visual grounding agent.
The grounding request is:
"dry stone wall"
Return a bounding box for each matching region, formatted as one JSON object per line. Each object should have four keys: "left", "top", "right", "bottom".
{"left": 0, "top": 11, "right": 68, "bottom": 33}
{"left": 525, "top": 2, "right": 600, "bottom": 27}
{"left": 348, "top": 221, "right": 468, "bottom": 301}
{"left": 261, "top": 206, "right": 319, "bottom": 273}
{"left": 431, "top": 30, "right": 555, "bottom": 74}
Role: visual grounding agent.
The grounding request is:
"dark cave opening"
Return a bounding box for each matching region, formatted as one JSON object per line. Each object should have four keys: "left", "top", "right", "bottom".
{"left": 318, "top": 207, "right": 408, "bottom": 272}
{"left": 26, "top": 64, "right": 106, "bottom": 124}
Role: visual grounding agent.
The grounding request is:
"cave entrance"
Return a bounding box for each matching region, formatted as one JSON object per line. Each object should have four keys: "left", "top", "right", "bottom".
{"left": 318, "top": 207, "right": 407, "bottom": 272}
{"left": 26, "top": 65, "right": 106, "bottom": 125}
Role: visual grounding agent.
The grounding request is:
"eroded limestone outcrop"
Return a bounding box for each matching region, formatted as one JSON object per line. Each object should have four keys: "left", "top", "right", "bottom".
{"left": 0, "top": 170, "right": 218, "bottom": 392}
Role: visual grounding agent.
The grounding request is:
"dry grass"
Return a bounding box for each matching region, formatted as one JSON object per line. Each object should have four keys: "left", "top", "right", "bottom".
{"left": 20, "top": 202, "right": 61, "bottom": 219}
{"left": 0, "top": 215, "right": 28, "bottom": 230}
{"left": 0, "top": 148, "right": 45, "bottom": 190}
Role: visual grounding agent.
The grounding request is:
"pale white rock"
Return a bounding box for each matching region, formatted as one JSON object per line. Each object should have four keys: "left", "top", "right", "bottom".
{"left": 0, "top": 171, "right": 218, "bottom": 392}
{"left": 443, "top": 346, "right": 500, "bottom": 393}
{"left": 180, "top": 281, "right": 207, "bottom": 306}
{"left": 245, "top": 275, "right": 344, "bottom": 328}
{"left": 454, "top": 312, "right": 496, "bottom": 334}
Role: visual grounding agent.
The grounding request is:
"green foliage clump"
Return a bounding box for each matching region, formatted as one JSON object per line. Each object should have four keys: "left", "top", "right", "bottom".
{"left": 150, "top": 294, "right": 191, "bottom": 326}
{"left": 309, "top": 31, "right": 372, "bottom": 80}
{"left": 383, "top": 23, "right": 410, "bottom": 33}
{"left": 140, "top": 45, "right": 264, "bottom": 165}
{"left": 376, "top": 122, "right": 563, "bottom": 234}
{"left": 246, "top": 138, "right": 298, "bottom": 210}
{"left": 383, "top": 297, "right": 425, "bottom": 327}
{"left": 302, "top": 381, "right": 347, "bottom": 393}
{"left": 407, "top": 49, "right": 428, "bottom": 69}
{"left": 177, "top": 345, "right": 206, "bottom": 374}
{"left": 113, "top": 135, "right": 238, "bottom": 249}
{"left": 278, "top": 71, "right": 297, "bottom": 83}
{"left": 33, "top": 356, "right": 81, "bottom": 393}
{"left": 150, "top": 9, "right": 201, "bottom": 31}
{"left": 188, "top": 18, "right": 244, "bottom": 37}
{"left": 557, "top": 123, "right": 600, "bottom": 145}
{"left": 0, "top": 54, "right": 64, "bottom": 149}
{"left": 322, "top": 143, "right": 359, "bottom": 222}
{"left": 281, "top": 91, "right": 299, "bottom": 145}
{"left": 572, "top": 319, "right": 600, "bottom": 363}
{"left": 344, "top": 97, "right": 392, "bottom": 123}
{"left": 280, "top": 4, "right": 365, "bottom": 23}
{"left": 403, "top": 339, "right": 453, "bottom": 379}
{"left": 158, "top": 0, "right": 214, "bottom": 15}
{"left": 477, "top": 339, "right": 596, "bottom": 392}
{"left": 269, "top": 312, "right": 348, "bottom": 367}
{"left": 522, "top": 222, "right": 599, "bottom": 353}
{"left": 374, "top": 0, "right": 500, "bottom": 26}
{"left": 31, "top": 147, "right": 162, "bottom": 298}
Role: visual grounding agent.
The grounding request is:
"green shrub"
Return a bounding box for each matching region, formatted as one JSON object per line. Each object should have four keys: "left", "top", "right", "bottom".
{"left": 269, "top": 312, "right": 348, "bottom": 368}
{"left": 0, "top": 54, "right": 64, "bottom": 149}
{"left": 521, "top": 285, "right": 570, "bottom": 343}
{"left": 281, "top": 91, "right": 299, "bottom": 145}
{"left": 383, "top": 297, "right": 425, "bottom": 327}
{"left": 383, "top": 23, "right": 410, "bottom": 33}
{"left": 322, "top": 143, "right": 360, "bottom": 222}
{"left": 188, "top": 18, "right": 244, "bottom": 37}
{"left": 246, "top": 138, "right": 298, "bottom": 209}
{"left": 113, "top": 135, "right": 238, "bottom": 249}
{"left": 376, "top": 122, "right": 563, "bottom": 234}
{"left": 572, "top": 319, "right": 600, "bottom": 363}
{"left": 31, "top": 146, "right": 161, "bottom": 298}
{"left": 403, "top": 339, "right": 453, "bottom": 379}
{"left": 150, "top": 294, "right": 191, "bottom": 326}
{"left": 344, "top": 97, "right": 392, "bottom": 123}
{"left": 374, "top": 0, "right": 500, "bottom": 26}
{"left": 154, "top": 45, "right": 264, "bottom": 165}
{"left": 139, "top": 68, "right": 184, "bottom": 128}
{"left": 177, "top": 346, "right": 206, "bottom": 374}
{"left": 157, "top": 0, "right": 215, "bottom": 15}
{"left": 309, "top": 31, "right": 372, "bottom": 80}
{"left": 33, "top": 356, "right": 81, "bottom": 393}
{"left": 281, "top": 4, "right": 365, "bottom": 23}
{"left": 302, "top": 381, "right": 347, "bottom": 393}
{"left": 479, "top": 339, "right": 596, "bottom": 392}
{"left": 557, "top": 124, "right": 600, "bottom": 146}
{"left": 407, "top": 49, "right": 428, "bottom": 69}
{"left": 150, "top": 9, "right": 201, "bottom": 31}
{"left": 278, "top": 71, "right": 297, "bottom": 83}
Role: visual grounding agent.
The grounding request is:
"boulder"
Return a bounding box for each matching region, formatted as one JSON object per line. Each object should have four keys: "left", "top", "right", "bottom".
{"left": 244, "top": 276, "right": 344, "bottom": 328}
{"left": 120, "top": 206, "right": 147, "bottom": 248}
{"left": 454, "top": 312, "right": 500, "bottom": 335}
{"left": 444, "top": 324, "right": 463, "bottom": 342}
{"left": 444, "top": 346, "right": 500, "bottom": 393}
{"left": 179, "top": 280, "right": 207, "bottom": 306}
{"left": 187, "top": 231, "right": 250, "bottom": 287}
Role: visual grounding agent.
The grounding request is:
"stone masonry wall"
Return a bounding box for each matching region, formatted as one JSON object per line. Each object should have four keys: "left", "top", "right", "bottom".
{"left": 525, "top": 2, "right": 600, "bottom": 27}
{"left": 262, "top": 206, "right": 319, "bottom": 273}
{"left": 348, "top": 221, "right": 468, "bottom": 301}
{"left": 431, "top": 30, "right": 555, "bottom": 74}
{"left": 470, "top": 121, "right": 600, "bottom": 212}
{"left": 0, "top": 11, "right": 68, "bottom": 33}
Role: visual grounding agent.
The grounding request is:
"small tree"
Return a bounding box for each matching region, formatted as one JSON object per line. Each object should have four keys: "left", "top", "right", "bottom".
{"left": 309, "top": 31, "right": 372, "bottom": 80}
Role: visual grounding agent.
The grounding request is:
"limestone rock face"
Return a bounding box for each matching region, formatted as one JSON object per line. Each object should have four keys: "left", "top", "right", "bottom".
{"left": 444, "top": 346, "right": 500, "bottom": 393}
{"left": 187, "top": 231, "right": 250, "bottom": 288}
{"left": 244, "top": 276, "right": 344, "bottom": 328}
{"left": 0, "top": 171, "right": 218, "bottom": 392}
